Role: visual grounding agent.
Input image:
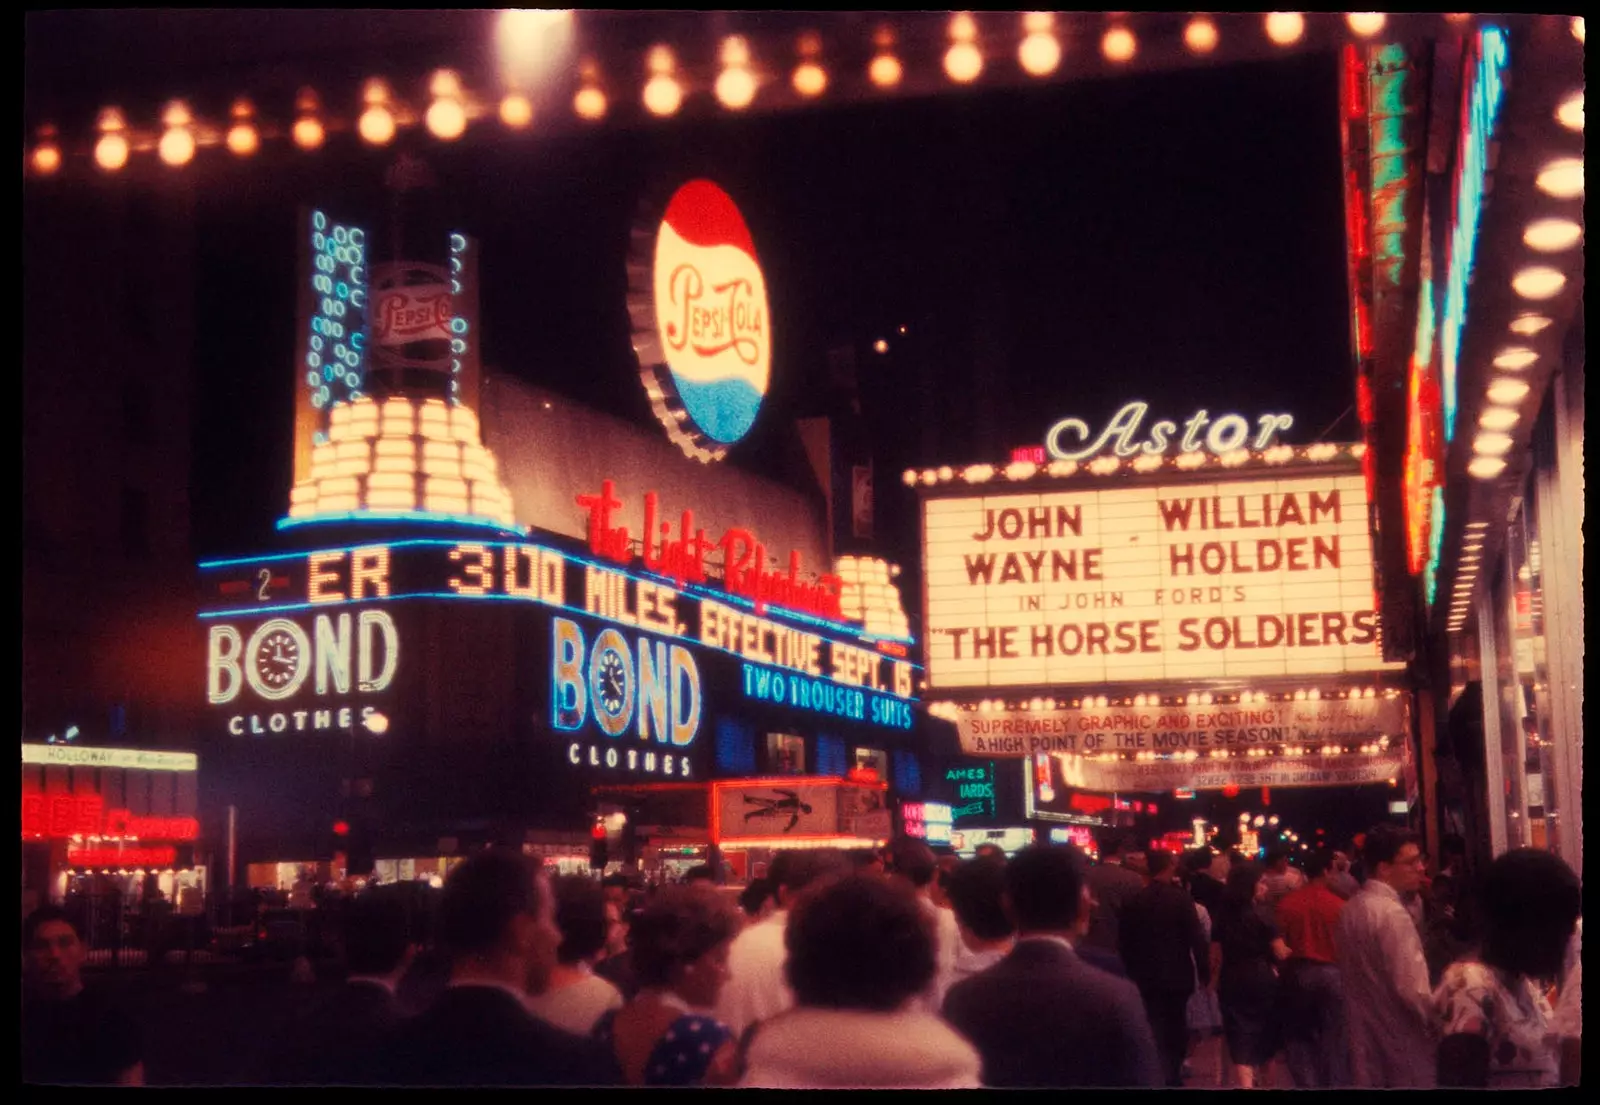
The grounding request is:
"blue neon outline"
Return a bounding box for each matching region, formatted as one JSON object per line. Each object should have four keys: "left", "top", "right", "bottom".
{"left": 738, "top": 659, "right": 916, "bottom": 727}
{"left": 552, "top": 617, "right": 587, "bottom": 731}
{"left": 210, "top": 537, "right": 915, "bottom": 648}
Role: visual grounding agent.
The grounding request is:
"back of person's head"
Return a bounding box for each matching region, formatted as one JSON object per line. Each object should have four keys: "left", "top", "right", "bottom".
{"left": 1360, "top": 825, "right": 1420, "bottom": 871}
{"left": 23, "top": 904, "right": 81, "bottom": 949}
{"left": 1265, "top": 848, "right": 1292, "bottom": 871}
{"left": 1183, "top": 847, "right": 1215, "bottom": 877}
{"left": 551, "top": 874, "right": 609, "bottom": 965}
{"left": 1145, "top": 850, "right": 1177, "bottom": 880}
{"left": 738, "top": 877, "right": 772, "bottom": 919}
{"left": 343, "top": 885, "right": 413, "bottom": 976}
{"left": 1441, "top": 833, "right": 1468, "bottom": 863}
{"left": 438, "top": 848, "right": 543, "bottom": 959}
{"left": 775, "top": 848, "right": 849, "bottom": 904}
{"left": 1480, "top": 848, "right": 1581, "bottom": 978}
{"left": 1006, "top": 845, "right": 1087, "bottom": 933}
{"left": 682, "top": 864, "right": 717, "bottom": 884}
{"left": 630, "top": 884, "right": 741, "bottom": 991}
{"left": 1223, "top": 861, "right": 1264, "bottom": 910}
{"left": 1303, "top": 850, "right": 1335, "bottom": 881}
{"left": 890, "top": 839, "right": 938, "bottom": 888}
{"left": 945, "top": 858, "right": 1014, "bottom": 941}
{"left": 786, "top": 874, "right": 935, "bottom": 1012}
{"left": 847, "top": 848, "right": 882, "bottom": 872}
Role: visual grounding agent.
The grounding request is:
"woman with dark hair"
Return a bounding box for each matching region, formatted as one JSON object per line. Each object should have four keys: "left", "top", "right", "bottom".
{"left": 592, "top": 884, "right": 742, "bottom": 1086}
{"left": 1211, "top": 862, "right": 1289, "bottom": 1088}
{"left": 737, "top": 877, "right": 775, "bottom": 924}
{"left": 739, "top": 874, "right": 982, "bottom": 1088}
{"left": 1435, "top": 848, "right": 1581, "bottom": 1088}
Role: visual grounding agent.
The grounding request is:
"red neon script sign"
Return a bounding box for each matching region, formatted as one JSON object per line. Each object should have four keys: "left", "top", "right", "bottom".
{"left": 20, "top": 793, "right": 200, "bottom": 841}
{"left": 67, "top": 846, "right": 178, "bottom": 868}
{"left": 576, "top": 480, "right": 843, "bottom": 620}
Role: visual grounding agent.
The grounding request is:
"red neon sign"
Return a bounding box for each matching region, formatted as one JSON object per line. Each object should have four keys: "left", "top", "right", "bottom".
{"left": 575, "top": 480, "right": 843, "bottom": 619}
{"left": 21, "top": 793, "right": 199, "bottom": 842}
{"left": 1069, "top": 793, "right": 1112, "bottom": 815}
{"left": 66, "top": 846, "right": 178, "bottom": 868}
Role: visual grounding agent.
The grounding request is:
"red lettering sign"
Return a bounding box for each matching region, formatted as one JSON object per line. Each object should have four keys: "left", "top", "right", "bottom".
{"left": 575, "top": 480, "right": 844, "bottom": 620}
{"left": 374, "top": 285, "right": 452, "bottom": 345}
{"left": 66, "top": 846, "right": 178, "bottom": 868}
{"left": 20, "top": 791, "right": 197, "bottom": 842}
{"left": 1069, "top": 793, "right": 1112, "bottom": 815}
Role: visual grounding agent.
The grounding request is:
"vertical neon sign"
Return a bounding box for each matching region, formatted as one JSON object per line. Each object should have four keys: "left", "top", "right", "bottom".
{"left": 1440, "top": 27, "right": 1509, "bottom": 443}
{"left": 304, "top": 210, "right": 371, "bottom": 443}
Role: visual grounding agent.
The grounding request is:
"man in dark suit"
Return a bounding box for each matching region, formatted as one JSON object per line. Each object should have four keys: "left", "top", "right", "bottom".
{"left": 377, "top": 849, "right": 620, "bottom": 1086}
{"left": 1083, "top": 832, "right": 1147, "bottom": 962}
{"left": 942, "top": 844, "right": 1162, "bottom": 1088}
{"left": 1118, "top": 850, "right": 1211, "bottom": 1086}
{"left": 265, "top": 886, "right": 414, "bottom": 1084}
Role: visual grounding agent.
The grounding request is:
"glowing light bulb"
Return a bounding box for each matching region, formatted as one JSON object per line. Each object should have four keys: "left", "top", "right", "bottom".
{"left": 1184, "top": 17, "right": 1219, "bottom": 54}
{"left": 793, "top": 62, "right": 828, "bottom": 97}
{"left": 716, "top": 66, "right": 757, "bottom": 109}
{"left": 1473, "top": 432, "right": 1514, "bottom": 456}
{"left": 359, "top": 104, "right": 397, "bottom": 145}
{"left": 574, "top": 87, "right": 607, "bottom": 121}
{"left": 95, "top": 132, "right": 130, "bottom": 171}
{"left": 1512, "top": 266, "right": 1566, "bottom": 300}
{"left": 31, "top": 142, "right": 61, "bottom": 174}
{"left": 1468, "top": 456, "right": 1506, "bottom": 480}
{"left": 426, "top": 97, "right": 467, "bottom": 140}
{"left": 1478, "top": 406, "right": 1519, "bottom": 431}
{"left": 1102, "top": 26, "right": 1136, "bottom": 62}
{"left": 500, "top": 93, "right": 533, "bottom": 128}
{"left": 1266, "top": 12, "right": 1305, "bottom": 45}
{"left": 1523, "top": 218, "right": 1582, "bottom": 252}
{"left": 944, "top": 41, "right": 983, "bottom": 82}
{"left": 1487, "top": 378, "right": 1531, "bottom": 404}
{"left": 158, "top": 126, "right": 195, "bottom": 166}
{"left": 1556, "top": 90, "right": 1583, "bottom": 132}
{"left": 293, "top": 116, "right": 325, "bottom": 150}
{"left": 1535, "top": 158, "right": 1583, "bottom": 199}
{"left": 1509, "top": 314, "right": 1551, "bottom": 336}
{"left": 869, "top": 53, "right": 902, "bottom": 88}
{"left": 643, "top": 74, "right": 683, "bottom": 116}
{"left": 1019, "top": 31, "right": 1061, "bottom": 75}
{"left": 1347, "top": 13, "right": 1386, "bottom": 37}
{"left": 227, "top": 123, "right": 259, "bottom": 156}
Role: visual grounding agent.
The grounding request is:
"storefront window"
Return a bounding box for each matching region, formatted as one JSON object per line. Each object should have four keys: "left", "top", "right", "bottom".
{"left": 853, "top": 747, "right": 888, "bottom": 781}
{"left": 1506, "top": 475, "right": 1562, "bottom": 856}
{"left": 765, "top": 732, "right": 806, "bottom": 775}
{"left": 1488, "top": 560, "right": 1527, "bottom": 851}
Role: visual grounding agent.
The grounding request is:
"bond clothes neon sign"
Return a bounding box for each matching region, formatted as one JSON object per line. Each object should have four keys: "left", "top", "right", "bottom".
{"left": 576, "top": 480, "right": 843, "bottom": 620}
{"left": 1045, "top": 402, "right": 1294, "bottom": 462}
{"left": 1440, "top": 27, "right": 1509, "bottom": 442}
{"left": 633, "top": 179, "right": 772, "bottom": 463}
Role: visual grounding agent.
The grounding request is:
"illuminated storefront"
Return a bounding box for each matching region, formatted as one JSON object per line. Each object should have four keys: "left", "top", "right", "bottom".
{"left": 196, "top": 179, "right": 929, "bottom": 886}
{"left": 20, "top": 743, "right": 206, "bottom": 909}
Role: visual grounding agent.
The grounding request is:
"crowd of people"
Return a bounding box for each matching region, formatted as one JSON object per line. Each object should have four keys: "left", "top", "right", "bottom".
{"left": 22, "top": 828, "right": 1583, "bottom": 1088}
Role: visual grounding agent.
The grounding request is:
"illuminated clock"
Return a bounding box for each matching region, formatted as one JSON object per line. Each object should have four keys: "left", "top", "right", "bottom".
{"left": 588, "top": 628, "right": 635, "bottom": 738}
{"left": 245, "top": 618, "right": 311, "bottom": 701}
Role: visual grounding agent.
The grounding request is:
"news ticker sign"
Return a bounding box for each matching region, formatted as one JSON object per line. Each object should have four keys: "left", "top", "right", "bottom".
{"left": 921, "top": 471, "right": 1403, "bottom": 689}
{"left": 956, "top": 695, "right": 1405, "bottom": 758}
{"left": 1035, "top": 749, "right": 1405, "bottom": 793}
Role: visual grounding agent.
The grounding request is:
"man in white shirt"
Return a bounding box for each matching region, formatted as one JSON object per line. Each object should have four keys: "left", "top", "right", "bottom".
{"left": 525, "top": 874, "right": 624, "bottom": 1036}
{"left": 890, "top": 839, "right": 963, "bottom": 1008}
{"left": 716, "top": 848, "right": 849, "bottom": 1038}
{"left": 1337, "top": 825, "right": 1435, "bottom": 1088}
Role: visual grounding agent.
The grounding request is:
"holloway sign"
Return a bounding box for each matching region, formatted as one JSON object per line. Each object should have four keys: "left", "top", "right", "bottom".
{"left": 956, "top": 695, "right": 1405, "bottom": 758}
{"left": 923, "top": 467, "right": 1403, "bottom": 688}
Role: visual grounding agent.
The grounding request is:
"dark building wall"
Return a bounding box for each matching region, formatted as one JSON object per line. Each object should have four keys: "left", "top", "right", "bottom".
{"left": 23, "top": 180, "right": 201, "bottom": 746}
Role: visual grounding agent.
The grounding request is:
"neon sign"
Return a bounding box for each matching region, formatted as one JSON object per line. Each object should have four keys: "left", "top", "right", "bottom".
{"left": 1404, "top": 219, "right": 1444, "bottom": 578}
{"left": 67, "top": 846, "right": 177, "bottom": 868}
{"left": 21, "top": 794, "right": 199, "bottom": 842}
{"left": 1440, "top": 27, "right": 1510, "bottom": 442}
{"left": 633, "top": 179, "right": 771, "bottom": 463}
{"left": 575, "top": 480, "right": 843, "bottom": 620}
{"left": 943, "top": 763, "right": 997, "bottom": 822}
{"left": 740, "top": 661, "right": 913, "bottom": 730}
{"left": 303, "top": 210, "right": 369, "bottom": 429}
{"left": 902, "top": 801, "right": 953, "bottom": 844}
{"left": 1045, "top": 402, "right": 1294, "bottom": 461}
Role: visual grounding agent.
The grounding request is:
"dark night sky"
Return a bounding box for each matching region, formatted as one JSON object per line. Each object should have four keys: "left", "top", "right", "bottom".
{"left": 188, "top": 48, "right": 1355, "bottom": 576}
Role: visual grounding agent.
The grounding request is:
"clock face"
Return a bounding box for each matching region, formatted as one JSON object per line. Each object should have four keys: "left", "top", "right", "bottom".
{"left": 245, "top": 619, "right": 310, "bottom": 701}
{"left": 256, "top": 630, "right": 301, "bottom": 689}
{"left": 597, "top": 649, "right": 628, "bottom": 716}
{"left": 588, "top": 629, "right": 635, "bottom": 738}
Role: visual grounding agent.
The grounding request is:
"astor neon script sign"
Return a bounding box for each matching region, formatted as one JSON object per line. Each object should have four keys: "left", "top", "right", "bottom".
{"left": 1045, "top": 402, "right": 1294, "bottom": 461}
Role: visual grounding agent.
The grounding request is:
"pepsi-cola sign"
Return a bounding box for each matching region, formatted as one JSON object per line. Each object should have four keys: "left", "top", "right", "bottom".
{"left": 632, "top": 179, "right": 771, "bottom": 463}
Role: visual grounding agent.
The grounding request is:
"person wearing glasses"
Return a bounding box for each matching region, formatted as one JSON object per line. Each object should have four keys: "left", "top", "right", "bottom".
{"left": 1336, "top": 826, "right": 1435, "bottom": 1088}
